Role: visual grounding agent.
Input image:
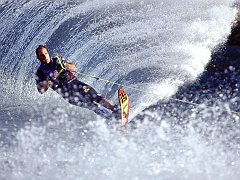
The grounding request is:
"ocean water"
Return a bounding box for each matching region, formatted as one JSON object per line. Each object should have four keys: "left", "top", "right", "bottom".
{"left": 0, "top": 0, "right": 239, "bottom": 179}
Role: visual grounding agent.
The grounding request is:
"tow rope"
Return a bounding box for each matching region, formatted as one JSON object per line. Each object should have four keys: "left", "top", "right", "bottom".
{"left": 54, "top": 54, "right": 240, "bottom": 116}
{"left": 73, "top": 69, "right": 240, "bottom": 116}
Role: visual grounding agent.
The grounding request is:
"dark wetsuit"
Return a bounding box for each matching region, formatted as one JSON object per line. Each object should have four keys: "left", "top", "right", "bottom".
{"left": 35, "top": 57, "right": 103, "bottom": 107}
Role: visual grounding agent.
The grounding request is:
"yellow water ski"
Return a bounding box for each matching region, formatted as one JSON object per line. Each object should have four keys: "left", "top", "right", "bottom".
{"left": 118, "top": 88, "right": 130, "bottom": 126}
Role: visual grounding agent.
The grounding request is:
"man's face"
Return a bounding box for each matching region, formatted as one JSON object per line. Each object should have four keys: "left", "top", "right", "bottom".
{"left": 37, "top": 48, "right": 51, "bottom": 64}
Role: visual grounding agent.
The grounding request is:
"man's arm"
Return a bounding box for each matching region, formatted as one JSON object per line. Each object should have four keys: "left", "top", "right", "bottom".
{"left": 64, "top": 61, "right": 77, "bottom": 72}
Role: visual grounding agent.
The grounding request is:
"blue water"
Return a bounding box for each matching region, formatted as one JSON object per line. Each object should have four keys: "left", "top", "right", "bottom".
{"left": 0, "top": 0, "right": 240, "bottom": 179}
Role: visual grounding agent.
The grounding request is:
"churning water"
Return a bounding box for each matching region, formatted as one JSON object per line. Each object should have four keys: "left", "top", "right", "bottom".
{"left": 0, "top": 0, "right": 239, "bottom": 179}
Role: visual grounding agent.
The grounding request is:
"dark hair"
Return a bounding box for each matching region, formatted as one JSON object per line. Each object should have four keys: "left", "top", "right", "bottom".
{"left": 36, "top": 45, "right": 47, "bottom": 59}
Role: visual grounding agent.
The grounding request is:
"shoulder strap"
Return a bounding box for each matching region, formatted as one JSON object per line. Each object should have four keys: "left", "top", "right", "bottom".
{"left": 55, "top": 54, "right": 65, "bottom": 69}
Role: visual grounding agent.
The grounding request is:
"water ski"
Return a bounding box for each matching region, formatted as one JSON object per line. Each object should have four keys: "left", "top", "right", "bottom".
{"left": 93, "top": 88, "right": 130, "bottom": 126}
{"left": 118, "top": 88, "right": 130, "bottom": 126}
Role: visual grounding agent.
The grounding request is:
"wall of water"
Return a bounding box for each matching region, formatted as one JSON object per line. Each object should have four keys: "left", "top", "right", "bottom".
{"left": 0, "top": 0, "right": 236, "bottom": 110}
{"left": 0, "top": 1, "right": 239, "bottom": 179}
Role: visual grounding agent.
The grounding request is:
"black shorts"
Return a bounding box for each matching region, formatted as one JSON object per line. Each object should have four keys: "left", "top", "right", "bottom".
{"left": 56, "top": 79, "right": 103, "bottom": 105}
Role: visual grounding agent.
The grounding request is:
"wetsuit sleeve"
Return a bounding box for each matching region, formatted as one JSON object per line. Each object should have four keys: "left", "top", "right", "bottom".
{"left": 35, "top": 68, "right": 52, "bottom": 93}
{"left": 35, "top": 68, "right": 47, "bottom": 83}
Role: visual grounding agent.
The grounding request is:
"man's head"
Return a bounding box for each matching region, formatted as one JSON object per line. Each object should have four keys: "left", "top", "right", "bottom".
{"left": 36, "top": 45, "right": 51, "bottom": 64}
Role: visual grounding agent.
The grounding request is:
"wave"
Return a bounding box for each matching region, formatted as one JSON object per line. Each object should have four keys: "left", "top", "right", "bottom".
{"left": 0, "top": 1, "right": 239, "bottom": 179}
{"left": 0, "top": 0, "right": 236, "bottom": 110}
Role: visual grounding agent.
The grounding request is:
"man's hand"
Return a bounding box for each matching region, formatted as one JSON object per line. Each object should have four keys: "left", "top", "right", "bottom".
{"left": 64, "top": 62, "right": 77, "bottom": 72}
{"left": 36, "top": 80, "right": 52, "bottom": 94}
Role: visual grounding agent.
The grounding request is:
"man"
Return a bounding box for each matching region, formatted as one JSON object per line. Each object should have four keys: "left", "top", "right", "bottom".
{"left": 35, "top": 45, "right": 119, "bottom": 118}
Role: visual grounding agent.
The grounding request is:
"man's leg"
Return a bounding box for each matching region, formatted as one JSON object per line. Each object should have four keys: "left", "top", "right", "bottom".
{"left": 98, "top": 98, "right": 121, "bottom": 119}
{"left": 98, "top": 98, "right": 116, "bottom": 111}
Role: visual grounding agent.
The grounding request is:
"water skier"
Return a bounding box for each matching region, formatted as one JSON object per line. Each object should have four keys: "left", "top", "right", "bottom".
{"left": 35, "top": 45, "right": 120, "bottom": 118}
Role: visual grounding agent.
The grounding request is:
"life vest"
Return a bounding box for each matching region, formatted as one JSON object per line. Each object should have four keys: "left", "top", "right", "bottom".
{"left": 36, "top": 55, "right": 77, "bottom": 86}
